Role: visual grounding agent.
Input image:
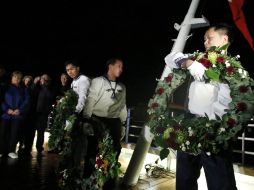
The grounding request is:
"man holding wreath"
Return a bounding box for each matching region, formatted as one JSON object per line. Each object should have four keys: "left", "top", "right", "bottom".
{"left": 164, "top": 23, "right": 237, "bottom": 190}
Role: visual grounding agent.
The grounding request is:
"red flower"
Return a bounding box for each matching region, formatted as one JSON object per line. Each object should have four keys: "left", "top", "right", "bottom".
{"left": 227, "top": 118, "right": 236, "bottom": 127}
{"left": 199, "top": 58, "right": 212, "bottom": 68}
{"left": 236, "top": 102, "right": 247, "bottom": 112}
{"left": 165, "top": 74, "right": 173, "bottom": 82}
{"left": 217, "top": 56, "right": 225, "bottom": 63}
{"left": 173, "top": 124, "right": 181, "bottom": 131}
{"left": 96, "top": 156, "right": 104, "bottom": 168}
{"left": 156, "top": 87, "right": 165, "bottom": 95}
{"left": 151, "top": 102, "right": 159, "bottom": 108}
{"left": 226, "top": 66, "right": 235, "bottom": 74}
{"left": 166, "top": 133, "right": 179, "bottom": 149}
{"left": 239, "top": 86, "right": 248, "bottom": 93}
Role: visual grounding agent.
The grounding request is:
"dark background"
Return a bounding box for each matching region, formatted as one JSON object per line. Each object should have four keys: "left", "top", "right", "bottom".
{"left": 0, "top": 0, "right": 253, "bottom": 107}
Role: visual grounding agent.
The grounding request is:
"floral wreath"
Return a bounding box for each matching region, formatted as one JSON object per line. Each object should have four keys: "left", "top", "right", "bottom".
{"left": 147, "top": 45, "right": 254, "bottom": 159}
{"left": 48, "top": 90, "right": 121, "bottom": 190}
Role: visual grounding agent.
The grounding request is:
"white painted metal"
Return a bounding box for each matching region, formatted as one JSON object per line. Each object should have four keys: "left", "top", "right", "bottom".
{"left": 123, "top": 0, "right": 209, "bottom": 186}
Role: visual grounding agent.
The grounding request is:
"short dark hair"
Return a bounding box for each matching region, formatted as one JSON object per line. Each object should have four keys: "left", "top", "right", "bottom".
{"left": 64, "top": 59, "right": 80, "bottom": 68}
{"left": 209, "top": 23, "right": 234, "bottom": 44}
{"left": 106, "top": 58, "right": 123, "bottom": 69}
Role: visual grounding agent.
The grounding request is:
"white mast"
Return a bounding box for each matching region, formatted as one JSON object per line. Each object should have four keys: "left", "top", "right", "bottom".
{"left": 123, "top": 0, "right": 209, "bottom": 186}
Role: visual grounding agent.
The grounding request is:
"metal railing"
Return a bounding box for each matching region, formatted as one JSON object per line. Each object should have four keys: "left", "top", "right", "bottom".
{"left": 124, "top": 108, "right": 144, "bottom": 144}
{"left": 233, "top": 119, "right": 254, "bottom": 165}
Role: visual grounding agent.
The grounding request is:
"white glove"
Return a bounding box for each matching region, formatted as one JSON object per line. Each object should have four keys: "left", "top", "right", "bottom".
{"left": 187, "top": 61, "right": 207, "bottom": 81}
{"left": 164, "top": 52, "right": 188, "bottom": 69}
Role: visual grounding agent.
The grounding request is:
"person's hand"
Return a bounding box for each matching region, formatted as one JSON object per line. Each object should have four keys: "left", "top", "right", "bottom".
{"left": 164, "top": 52, "right": 188, "bottom": 68}
{"left": 187, "top": 61, "right": 207, "bottom": 81}
{"left": 7, "top": 109, "right": 14, "bottom": 115}
{"left": 13, "top": 109, "right": 20, "bottom": 116}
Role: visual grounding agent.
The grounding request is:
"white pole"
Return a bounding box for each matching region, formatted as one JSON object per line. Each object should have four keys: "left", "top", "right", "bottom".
{"left": 122, "top": 0, "right": 203, "bottom": 186}
{"left": 161, "top": 0, "right": 201, "bottom": 79}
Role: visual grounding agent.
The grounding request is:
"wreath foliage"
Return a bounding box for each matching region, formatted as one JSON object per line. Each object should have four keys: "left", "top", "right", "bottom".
{"left": 147, "top": 46, "right": 254, "bottom": 159}
{"left": 48, "top": 90, "right": 121, "bottom": 190}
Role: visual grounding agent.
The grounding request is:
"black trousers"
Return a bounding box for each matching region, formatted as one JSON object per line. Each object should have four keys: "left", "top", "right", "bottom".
{"left": 35, "top": 113, "right": 48, "bottom": 152}
{"left": 84, "top": 115, "right": 122, "bottom": 177}
{"left": 0, "top": 119, "right": 21, "bottom": 154}
{"left": 176, "top": 150, "right": 237, "bottom": 190}
{"left": 23, "top": 114, "right": 37, "bottom": 153}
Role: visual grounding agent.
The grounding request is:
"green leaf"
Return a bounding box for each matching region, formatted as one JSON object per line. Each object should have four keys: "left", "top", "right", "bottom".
{"left": 155, "top": 136, "right": 166, "bottom": 147}
{"left": 218, "top": 43, "right": 229, "bottom": 51}
{"left": 160, "top": 148, "right": 170, "bottom": 160}
{"left": 207, "top": 46, "right": 217, "bottom": 51}
{"left": 163, "top": 127, "right": 173, "bottom": 139}
{"left": 205, "top": 69, "right": 220, "bottom": 81}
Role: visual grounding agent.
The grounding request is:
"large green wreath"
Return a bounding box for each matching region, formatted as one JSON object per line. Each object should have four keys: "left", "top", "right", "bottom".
{"left": 48, "top": 90, "right": 121, "bottom": 190}
{"left": 147, "top": 47, "right": 254, "bottom": 159}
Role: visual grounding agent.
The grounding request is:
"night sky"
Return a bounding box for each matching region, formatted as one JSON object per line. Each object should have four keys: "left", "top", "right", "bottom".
{"left": 0, "top": 0, "right": 254, "bottom": 106}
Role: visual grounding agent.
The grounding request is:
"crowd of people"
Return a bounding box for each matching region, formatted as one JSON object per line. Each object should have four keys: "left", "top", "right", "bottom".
{"left": 0, "top": 65, "right": 72, "bottom": 159}
{"left": 0, "top": 57, "right": 127, "bottom": 172}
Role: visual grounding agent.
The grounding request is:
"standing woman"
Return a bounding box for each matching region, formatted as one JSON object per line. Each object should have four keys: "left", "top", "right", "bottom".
{"left": 20, "top": 75, "right": 36, "bottom": 155}
{"left": 0, "top": 71, "right": 29, "bottom": 159}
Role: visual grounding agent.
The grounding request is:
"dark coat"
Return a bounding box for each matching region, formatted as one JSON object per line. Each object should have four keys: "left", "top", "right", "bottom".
{"left": 36, "top": 85, "right": 55, "bottom": 115}
{"left": 1, "top": 84, "right": 30, "bottom": 120}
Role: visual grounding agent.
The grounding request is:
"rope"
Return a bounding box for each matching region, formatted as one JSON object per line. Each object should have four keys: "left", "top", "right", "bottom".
{"left": 144, "top": 159, "right": 175, "bottom": 178}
